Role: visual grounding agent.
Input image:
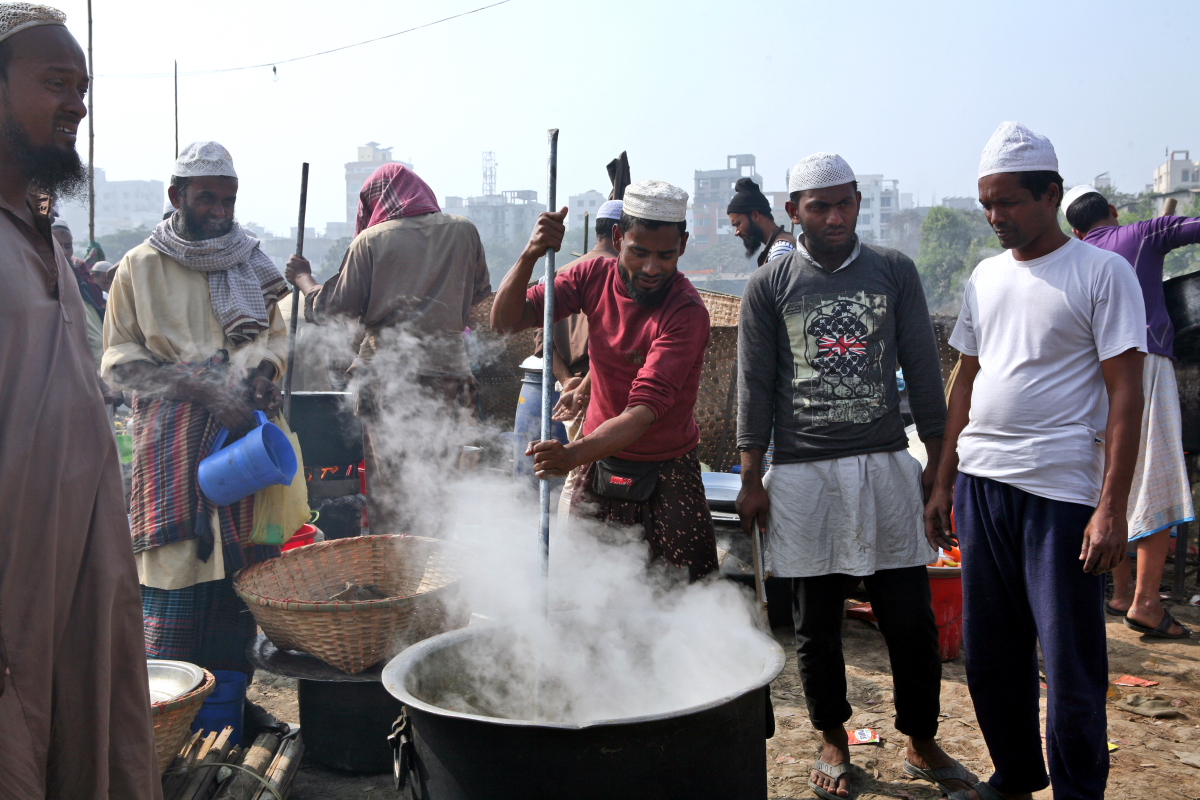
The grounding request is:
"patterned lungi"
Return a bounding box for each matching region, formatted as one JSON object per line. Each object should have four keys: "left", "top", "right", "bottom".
{"left": 1127, "top": 353, "right": 1195, "bottom": 540}
{"left": 568, "top": 449, "right": 719, "bottom": 580}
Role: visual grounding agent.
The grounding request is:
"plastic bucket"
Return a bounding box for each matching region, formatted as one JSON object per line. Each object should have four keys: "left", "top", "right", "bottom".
{"left": 283, "top": 523, "right": 318, "bottom": 551}
{"left": 928, "top": 568, "right": 963, "bottom": 661}
{"left": 190, "top": 669, "right": 248, "bottom": 745}
{"left": 198, "top": 411, "right": 298, "bottom": 507}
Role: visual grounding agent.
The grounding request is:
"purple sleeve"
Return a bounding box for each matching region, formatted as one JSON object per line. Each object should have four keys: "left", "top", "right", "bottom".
{"left": 1142, "top": 216, "right": 1200, "bottom": 253}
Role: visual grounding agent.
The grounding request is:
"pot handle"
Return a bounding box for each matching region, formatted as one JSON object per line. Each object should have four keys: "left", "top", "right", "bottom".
{"left": 389, "top": 709, "right": 413, "bottom": 791}
{"left": 208, "top": 427, "right": 231, "bottom": 457}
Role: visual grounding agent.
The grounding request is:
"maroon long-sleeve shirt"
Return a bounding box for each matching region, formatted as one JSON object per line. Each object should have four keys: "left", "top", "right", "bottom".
{"left": 527, "top": 257, "right": 710, "bottom": 460}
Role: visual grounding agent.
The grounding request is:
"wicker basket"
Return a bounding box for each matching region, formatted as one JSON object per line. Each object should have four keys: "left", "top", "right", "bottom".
{"left": 693, "top": 326, "right": 740, "bottom": 472}
{"left": 698, "top": 289, "right": 742, "bottom": 327}
{"left": 468, "top": 292, "right": 539, "bottom": 424}
{"left": 151, "top": 668, "right": 215, "bottom": 774}
{"left": 234, "top": 535, "right": 465, "bottom": 674}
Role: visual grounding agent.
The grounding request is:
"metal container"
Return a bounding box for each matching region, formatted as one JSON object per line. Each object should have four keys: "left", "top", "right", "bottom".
{"left": 1164, "top": 271, "right": 1200, "bottom": 362}
{"left": 383, "top": 614, "right": 784, "bottom": 800}
{"left": 146, "top": 659, "right": 205, "bottom": 705}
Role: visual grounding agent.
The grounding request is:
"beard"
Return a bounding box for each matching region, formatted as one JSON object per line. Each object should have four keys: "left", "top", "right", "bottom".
{"left": 178, "top": 201, "right": 234, "bottom": 241}
{"left": 2, "top": 114, "right": 87, "bottom": 200}
{"left": 622, "top": 269, "right": 674, "bottom": 307}
{"left": 741, "top": 220, "right": 767, "bottom": 257}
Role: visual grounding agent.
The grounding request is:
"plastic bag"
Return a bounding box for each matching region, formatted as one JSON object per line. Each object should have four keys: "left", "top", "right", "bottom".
{"left": 250, "top": 414, "right": 310, "bottom": 546}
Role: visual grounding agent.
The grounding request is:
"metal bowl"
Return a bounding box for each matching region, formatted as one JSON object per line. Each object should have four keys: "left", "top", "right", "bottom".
{"left": 147, "top": 659, "right": 205, "bottom": 705}
{"left": 702, "top": 471, "right": 741, "bottom": 511}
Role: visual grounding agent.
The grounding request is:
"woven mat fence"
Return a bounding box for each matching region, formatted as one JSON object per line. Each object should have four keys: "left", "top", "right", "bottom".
{"left": 468, "top": 293, "right": 538, "bottom": 424}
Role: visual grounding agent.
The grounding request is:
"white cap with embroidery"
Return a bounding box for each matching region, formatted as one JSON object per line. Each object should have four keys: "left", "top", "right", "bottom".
{"left": 622, "top": 180, "right": 688, "bottom": 223}
{"left": 173, "top": 141, "right": 237, "bottom": 179}
{"left": 0, "top": 3, "right": 66, "bottom": 45}
{"left": 788, "top": 152, "right": 856, "bottom": 193}
{"left": 978, "top": 122, "right": 1058, "bottom": 179}
{"left": 1060, "top": 184, "right": 1103, "bottom": 216}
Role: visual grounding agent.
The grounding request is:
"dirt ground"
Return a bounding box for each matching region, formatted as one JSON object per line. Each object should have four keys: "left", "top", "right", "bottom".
{"left": 247, "top": 597, "right": 1200, "bottom": 800}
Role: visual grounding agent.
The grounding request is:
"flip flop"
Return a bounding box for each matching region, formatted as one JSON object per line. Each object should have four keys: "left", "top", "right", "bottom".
{"left": 1124, "top": 609, "right": 1192, "bottom": 639}
{"left": 948, "top": 782, "right": 1007, "bottom": 800}
{"left": 1105, "top": 601, "right": 1127, "bottom": 616}
{"left": 903, "top": 758, "right": 977, "bottom": 793}
{"left": 808, "top": 757, "right": 855, "bottom": 800}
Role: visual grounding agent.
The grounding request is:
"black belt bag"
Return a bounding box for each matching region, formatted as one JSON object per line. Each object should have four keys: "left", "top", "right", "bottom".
{"left": 591, "top": 456, "right": 663, "bottom": 502}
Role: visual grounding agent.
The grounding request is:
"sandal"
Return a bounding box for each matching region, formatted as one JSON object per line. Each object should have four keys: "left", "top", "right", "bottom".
{"left": 903, "top": 758, "right": 977, "bottom": 793}
{"left": 1124, "top": 609, "right": 1192, "bottom": 639}
{"left": 948, "top": 782, "right": 1007, "bottom": 800}
{"left": 809, "top": 757, "right": 855, "bottom": 800}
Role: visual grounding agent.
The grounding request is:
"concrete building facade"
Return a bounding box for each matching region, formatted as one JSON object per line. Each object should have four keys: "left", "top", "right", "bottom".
{"left": 58, "top": 168, "right": 165, "bottom": 239}
{"left": 445, "top": 191, "right": 547, "bottom": 243}
{"left": 1154, "top": 150, "right": 1200, "bottom": 194}
{"left": 855, "top": 175, "right": 910, "bottom": 243}
{"left": 568, "top": 189, "right": 607, "bottom": 229}
{"left": 345, "top": 142, "right": 413, "bottom": 225}
{"left": 692, "top": 154, "right": 763, "bottom": 249}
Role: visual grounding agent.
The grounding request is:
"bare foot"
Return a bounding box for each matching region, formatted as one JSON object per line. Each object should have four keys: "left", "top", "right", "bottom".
{"left": 906, "top": 737, "right": 975, "bottom": 793}
{"left": 1126, "top": 599, "right": 1185, "bottom": 636}
{"left": 812, "top": 728, "right": 852, "bottom": 798}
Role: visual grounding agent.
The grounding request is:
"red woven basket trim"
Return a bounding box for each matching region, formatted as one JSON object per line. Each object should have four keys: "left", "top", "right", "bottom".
{"left": 151, "top": 669, "right": 216, "bottom": 716}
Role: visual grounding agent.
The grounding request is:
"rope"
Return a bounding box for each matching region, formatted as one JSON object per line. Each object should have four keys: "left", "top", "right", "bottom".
{"left": 98, "top": 0, "right": 512, "bottom": 78}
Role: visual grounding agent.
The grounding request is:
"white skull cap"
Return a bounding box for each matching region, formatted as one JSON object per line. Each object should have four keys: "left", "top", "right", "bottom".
{"left": 596, "top": 199, "right": 624, "bottom": 220}
{"left": 173, "top": 141, "right": 237, "bottom": 179}
{"left": 788, "top": 153, "right": 856, "bottom": 193}
{"left": 1060, "top": 184, "right": 1103, "bottom": 215}
{"left": 622, "top": 180, "right": 688, "bottom": 223}
{"left": 0, "top": 3, "right": 66, "bottom": 45}
{"left": 978, "top": 122, "right": 1058, "bottom": 179}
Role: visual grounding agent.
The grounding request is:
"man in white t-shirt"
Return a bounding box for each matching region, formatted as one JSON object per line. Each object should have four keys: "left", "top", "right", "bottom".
{"left": 924, "top": 122, "right": 1146, "bottom": 800}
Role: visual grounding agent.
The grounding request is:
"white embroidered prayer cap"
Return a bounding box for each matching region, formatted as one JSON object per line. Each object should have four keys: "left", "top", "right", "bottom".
{"left": 1060, "top": 184, "right": 1103, "bottom": 216}
{"left": 596, "top": 199, "right": 624, "bottom": 220}
{"left": 173, "top": 141, "right": 237, "bottom": 179}
{"left": 788, "top": 152, "right": 856, "bottom": 193}
{"left": 978, "top": 122, "right": 1058, "bottom": 179}
{"left": 0, "top": 3, "right": 66, "bottom": 45}
{"left": 90, "top": 260, "right": 115, "bottom": 274}
{"left": 622, "top": 180, "right": 688, "bottom": 223}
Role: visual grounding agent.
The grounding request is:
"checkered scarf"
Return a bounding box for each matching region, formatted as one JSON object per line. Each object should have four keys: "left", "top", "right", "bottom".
{"left": 149, "top": 214, "right": 288, "bottom": 344}
{"left": 355, "top": 163, "right": 441, "bottom": 236}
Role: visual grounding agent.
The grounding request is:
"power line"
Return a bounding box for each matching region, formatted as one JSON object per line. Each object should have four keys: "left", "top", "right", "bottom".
{"left": 98, "top": 0, "right": 512, "bottom": 79}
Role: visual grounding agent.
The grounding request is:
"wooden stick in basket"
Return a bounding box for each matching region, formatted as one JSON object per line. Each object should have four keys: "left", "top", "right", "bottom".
{"left": 163, "top": 732, "right": 204, "bottom": 800}
{"left": 178, "top": 726, "right": 234, "bottom": 800}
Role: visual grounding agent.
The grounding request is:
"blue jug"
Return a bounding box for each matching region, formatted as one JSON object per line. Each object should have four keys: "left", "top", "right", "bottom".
{"left": 198, "top": 410, "right": 298, "bottom": 506}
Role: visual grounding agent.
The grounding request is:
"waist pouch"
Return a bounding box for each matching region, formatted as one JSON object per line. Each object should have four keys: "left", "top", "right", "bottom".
{"left": 591, "top": 456, "right": 663, "bottom": 502}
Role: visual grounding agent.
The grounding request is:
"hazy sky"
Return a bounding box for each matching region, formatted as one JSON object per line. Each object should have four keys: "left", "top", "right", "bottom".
{"left": 54, "top": 0, "right": 1200, "bottom": 237}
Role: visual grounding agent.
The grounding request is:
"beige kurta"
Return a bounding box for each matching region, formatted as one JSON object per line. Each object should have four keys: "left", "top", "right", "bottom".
{"left": 0, "top": 197, "right": 160, "bottom": 798}
{"left": 103, "top": 242, "right": 288, "bottom": 589}
{"left": 305, "top": 212, "right": 491, "bottom": 376}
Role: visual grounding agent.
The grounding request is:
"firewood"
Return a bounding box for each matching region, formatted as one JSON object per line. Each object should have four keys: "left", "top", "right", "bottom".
{"left": 254, "top": 736, "right": 302, "bottom": 800}
{"left": 162, "top": 731, "right": 205, "bottom": 800}
{"left": 178, "top": 726, "right": 233, "bottom": 800}
{"left": 166, "top": 731, "right": 216, "bottom": 800}
{"left": 214, "top": 733, "right": 280, "bottom": 800}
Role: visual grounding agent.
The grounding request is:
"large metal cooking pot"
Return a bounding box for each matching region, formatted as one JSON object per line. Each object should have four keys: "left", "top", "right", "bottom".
{"left": 382, "top": 613, "right": 784, "bottom": 800}
{"left": 1164, "top": 271, "right": 1200, "bottom": 362}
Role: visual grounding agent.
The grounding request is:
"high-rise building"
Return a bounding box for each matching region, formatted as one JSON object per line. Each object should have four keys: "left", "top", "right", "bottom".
{"left": 444, "top": 190, "right": 546, "bottom": 243}
{"left": 568, "top": 190, "right": 607, "bottom": 229}
{"left": 692, "top": 154, "right": 763, "bottom": 249}
{"left": 345, "top": 143, "right": 413, "bottom": 225}
{"left": 855, "top": 175, "right": 907, "bottom": 243}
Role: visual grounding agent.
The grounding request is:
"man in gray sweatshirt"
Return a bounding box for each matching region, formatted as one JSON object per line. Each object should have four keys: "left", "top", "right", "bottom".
{"left": 736, "top": 152, "right": 970, "bottom": 800}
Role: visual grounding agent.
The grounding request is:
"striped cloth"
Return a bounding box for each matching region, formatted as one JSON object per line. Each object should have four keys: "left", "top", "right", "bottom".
{"left": 142, "top": 576, "right": 258, "bottom": 676}
{"left": 355, "top": 162, "right": 441, "bottom": 236}
{"left": 1128, "top": 353, "right": 1196, "bottom": 540}
{"left": 129, "top": 354, "right": 274, "bottom": 569}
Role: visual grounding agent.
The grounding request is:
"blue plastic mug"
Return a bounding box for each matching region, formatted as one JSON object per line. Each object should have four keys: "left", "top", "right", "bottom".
{"left": 198, "top": 410, "right": 298, "bottom": 506}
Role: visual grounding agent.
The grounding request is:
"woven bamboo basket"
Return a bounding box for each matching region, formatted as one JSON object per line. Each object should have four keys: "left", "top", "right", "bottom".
{"left": 693, "top": 326, "right": 740, "bottom": 472}
{"left": 468, "top": 292, "right": 539, "bottom": 424}
{"left": 151, "top": 668, "right": 215, "bottom": 774}
{"left": 698, "top": 289, "right": 742, "bottom": 327}
{"left": 233, "top": 535, "right": 465, "bottom": 674}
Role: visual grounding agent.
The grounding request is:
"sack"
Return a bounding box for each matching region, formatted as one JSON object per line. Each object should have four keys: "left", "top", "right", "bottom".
{"left": 250, "top": 414, "right": 310, "bottom": 546}
{"left": 591, "top": 456, "right": 662, "bottom": 503}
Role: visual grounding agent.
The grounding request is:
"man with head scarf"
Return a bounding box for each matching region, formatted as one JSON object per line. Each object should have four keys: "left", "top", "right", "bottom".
{"left": 286, "top": 163, "right": 491, "bottom": 534}
{"left": 925, "top": 123, "right": 1147, "bottom": 800}
{"left": 1062, "top": 185, "right": 1200, "bottom": 639}
{"left": 0, "top": 3, "right": 160, "bottom": 796}
{"left": 493, "top": 180, "right": 720, "bottom": 581}
{"left": 103, "top": 142, "right": 290, "bottom": 718}
{"left": 727, "top": 177, "right": 796, "bottom": 266}
{"left": 737, "top": 152, "right": 965, "bottom": 799}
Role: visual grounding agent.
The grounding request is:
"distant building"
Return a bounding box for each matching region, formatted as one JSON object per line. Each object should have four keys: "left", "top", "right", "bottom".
{"left": 447, "top": 190, "right": 547, "bottom": 243}
{"left": 345, "top": 143, "right": 413, "bottom": 225}
{"left": 1153, "top": 150, "right": 1200, "bottom": 194}
{"left": 692, "top": 154, "right": 763, "bottom": 249}
{"left": 855, "top": 175, "right": 905, "bottom": 243}
{"left": 568, "top": 190, "right": 607, "bottom": 229}
{"left": 324, "top": 221, "right": 352, "bottom": 240}
{"left": 941, "top": 196, "right": 977, "bottom": 212}
{"left": 58, "top": 168, "right": 164, "bottom": 238}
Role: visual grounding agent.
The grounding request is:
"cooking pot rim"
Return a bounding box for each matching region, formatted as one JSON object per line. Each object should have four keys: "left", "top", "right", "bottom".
{"left": 381, "top": 613, "right": 786, "bottom": 730}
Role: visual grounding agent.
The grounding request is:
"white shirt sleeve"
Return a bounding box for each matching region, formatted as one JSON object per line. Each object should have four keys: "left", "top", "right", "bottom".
{"left": 948, "top": 272, "right": 979, "bottom": 356}
{"left": 1091, "top": 254, "right": 1148, "bottom": 360}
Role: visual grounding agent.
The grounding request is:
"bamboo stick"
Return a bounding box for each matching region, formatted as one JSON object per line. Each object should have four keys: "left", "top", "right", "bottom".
{"left": 178, "top": 726, "right": 234, "bottom": 800}
{"left": 163, "top": 731, "right": 205, "bottom": 800}
{"left": 215, "top": 733, "right": 279, "bottom": 800}
{"left": 167, "top": 731, "right": 216, "bottom": 800}
{"left": 253, "top": 736, "right": 302, "bottom": 800}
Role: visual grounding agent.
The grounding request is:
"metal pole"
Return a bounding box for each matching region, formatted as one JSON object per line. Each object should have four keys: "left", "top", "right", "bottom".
{"left": 174, "top": 60, "right": 178, "bottom": 157}
{"left": 283, "top": 163, "right": 310, "bottom": 424}
{"left": 86, "top": 0, "right": 94, "bottom": 245}
{"left": 583, "top": 211, "right": 589, "bottom": 254}
{"left": 539, "top": 128, "right": 559, "bottom": 602}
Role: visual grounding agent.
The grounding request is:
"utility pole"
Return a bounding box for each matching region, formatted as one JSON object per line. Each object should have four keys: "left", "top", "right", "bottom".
{"left": 174, "top": 60, "right": 179, "bottom": 157}
{"left": 86, "top": 0, "right": 94, "bottom": 245}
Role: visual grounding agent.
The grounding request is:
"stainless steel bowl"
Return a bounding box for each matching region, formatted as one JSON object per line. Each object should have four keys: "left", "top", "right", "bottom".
{"left": 147, "top": 659, "right": 205, "bottom": 705}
